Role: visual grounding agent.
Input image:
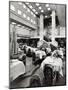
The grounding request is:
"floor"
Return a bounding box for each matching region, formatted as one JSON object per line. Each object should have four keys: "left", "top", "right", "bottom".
{"left": 10, "top": 55, "right": 66, "bottom": 89}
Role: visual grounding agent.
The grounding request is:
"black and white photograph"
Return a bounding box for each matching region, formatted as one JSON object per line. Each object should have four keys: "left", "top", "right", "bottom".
{"left": 9, "top": 1, "right": 66, "bottom": 89}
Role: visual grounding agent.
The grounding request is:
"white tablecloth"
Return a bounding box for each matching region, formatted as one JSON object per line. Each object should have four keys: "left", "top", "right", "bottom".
{"left": 41, "top": 56, "right": 63, "bottom": 76}
{"left": 10, "top": 59, "right": 25, "bottom": 81}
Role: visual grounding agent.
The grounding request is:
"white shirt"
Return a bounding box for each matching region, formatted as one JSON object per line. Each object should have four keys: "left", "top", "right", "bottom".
{"left": 35, "top": 50, "right": 46, "bottom": 59}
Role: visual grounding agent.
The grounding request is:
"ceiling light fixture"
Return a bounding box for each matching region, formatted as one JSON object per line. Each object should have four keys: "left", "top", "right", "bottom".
{"left": 31, "top": 19, "right": 33, "bottom": 23}
{"left": 23, "top": 14, "right": 26, "bottom": 18}
{"left": 35, "top": 12, "right": 38, "bottom": 14}
{"left": 12, "top": 22, "right": 16, "bottom": 25}
{"left": 45, "top": 16, "right": 47, "bottom": 18}
{"left": 36, "top": 3, "right": 39, "bottom": 6}
{"left": 29, "top": 5, "right": 33, "bottom": 9}
{"left": 33, "top": 14, "right": 36, "bottom": 17}
{"left": 23, "top": 4, "right": 26, "bottom": 8}
{"left": 34, "top": 21, "right": 36, "bottom": 24}
{"left": 47, "top": 7, "right": 51, "bottom": 10}
{"left": 46, "top": 4, "right": 49, "bottom": 7}
{"left": 10, "top": 5, "right": 15, "bottom": 11}
{"left": 41, "top": 10, "right": 44, "bottom": 12}
{"left": 17, "top": 24, "right": 21, "bottom": 27}
{"left": 39, "top": 6, "right": 42, "bottom": 10}
{"left": 33, "top": 9, "right": 36, "bottom": 12}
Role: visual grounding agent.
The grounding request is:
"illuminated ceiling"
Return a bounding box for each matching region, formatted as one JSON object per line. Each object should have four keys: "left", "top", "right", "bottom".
{"left": 24, "top": 2, "right": 66, "bottom": 27}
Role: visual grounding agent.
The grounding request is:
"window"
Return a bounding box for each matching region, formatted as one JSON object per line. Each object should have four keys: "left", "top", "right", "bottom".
{"left": 18, "top": 10, "right": 22, "bottom": 15}
{"left": 34, "top": 21, "right": 36, "bottom": 24}
{"left": 10, "top": 5, "right": 15, "bottom": 11}
{"left": 23, "top": 4, "right": 26, "bottom": 8}
{"left": 27, "top": 16, "right": 30, "bottom": 20}
{"left": 31, "top": 19, "right": 33, "bottom": 23}
{"left": 27, "top": 8, "right": 30, "bottom": 12}
{"left": 33, "top": 9, "right": 36, "bottom": 12}
{"left": 33, "top": 14, "right": 36, "bottom": 17}
{"left": 23, "top": 13, "right": 26, "bottom": 18}
{"left": 31, "top": 11, "right": 33, "bottom": 15}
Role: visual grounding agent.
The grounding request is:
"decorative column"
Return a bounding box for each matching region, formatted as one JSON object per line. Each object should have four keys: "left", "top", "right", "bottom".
{"left": 10, "top": 24, "right": 13, "bottom": 56}
{"left": 39, "top": 14, "right": 44, "bottom": 40}
{"left": 12, "top": 25, "right": 18, "bottom": 54}
{"left": 52, "top": 10, "right": 56, "bottom": 42}
{"left": 51, "top": 10, "right": 58, "bottom": 47}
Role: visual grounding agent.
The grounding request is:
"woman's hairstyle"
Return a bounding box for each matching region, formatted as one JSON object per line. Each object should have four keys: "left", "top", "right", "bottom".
{"left": 29, "top": 75, "right": 41, "bottom": 87}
